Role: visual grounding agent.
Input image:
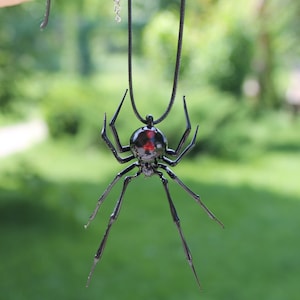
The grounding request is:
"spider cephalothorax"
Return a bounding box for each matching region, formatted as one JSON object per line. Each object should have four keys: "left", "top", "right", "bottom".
{"left": 130, "top": 115, "right": 167, "bottom": 165}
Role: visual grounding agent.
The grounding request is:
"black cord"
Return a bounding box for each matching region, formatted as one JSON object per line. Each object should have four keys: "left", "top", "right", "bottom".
{"left": 127, "top": 0, "right": 186, "bottom": 125}
{"left": 40, "top": 0, "right": 52, "bottom": 29}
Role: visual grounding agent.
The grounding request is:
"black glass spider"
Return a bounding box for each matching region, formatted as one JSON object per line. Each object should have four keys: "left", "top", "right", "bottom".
{"left": 85, "top": 89, "right": 224, "bottom": 288}
{"left": 84, "top": 0, "right": 224, "bottom": 289}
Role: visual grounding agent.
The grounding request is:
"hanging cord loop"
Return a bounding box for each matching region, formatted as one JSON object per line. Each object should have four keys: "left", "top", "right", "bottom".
{"left": 128, "top": 0, "right": 186, "bottom": 125}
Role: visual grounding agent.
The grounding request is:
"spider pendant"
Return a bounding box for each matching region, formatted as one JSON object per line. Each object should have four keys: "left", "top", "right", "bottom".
{"left": 85, "top": 90, "right": 224, "bottom": 288}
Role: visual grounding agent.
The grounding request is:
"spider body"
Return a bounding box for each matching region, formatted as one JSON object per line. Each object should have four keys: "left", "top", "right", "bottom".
{"left": 130, "top": 116, "right": 167, "bottom": 166}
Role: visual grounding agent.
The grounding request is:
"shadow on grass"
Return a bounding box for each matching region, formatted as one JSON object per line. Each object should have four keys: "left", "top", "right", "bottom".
{"left": 267, "top": 141, "right": 300, "bottom": 153}
{"left": 0, "top": 174, "right": 299, "bottom": 300}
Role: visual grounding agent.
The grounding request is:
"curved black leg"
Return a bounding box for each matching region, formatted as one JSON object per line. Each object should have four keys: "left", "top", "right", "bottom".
{"left": 86, "top": 170, "right": 141, "bottom": 287}
{"left": 163, "top": 125, "right": 199, "bottom": 167}
{"left": 156, "top": 171, "right": 201, "bottom": 289}
{"left": 85, "top": 162, "right": 139, "bottom": 229}
{"left": 102, "top": 113, "right": 134, "bottom": 163}
{"left": 166, "top": 96, "right": 192, "bottom": 156}
{"left": 109, "top": 89, "right": 131, "bottom": 152}
{"left": 158, "top": 164, "right": 224, "bottom": 228}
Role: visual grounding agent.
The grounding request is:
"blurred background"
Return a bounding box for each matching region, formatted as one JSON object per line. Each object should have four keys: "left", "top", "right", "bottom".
{"left": 0, "top": 0, "right": 299, "bottom": 299}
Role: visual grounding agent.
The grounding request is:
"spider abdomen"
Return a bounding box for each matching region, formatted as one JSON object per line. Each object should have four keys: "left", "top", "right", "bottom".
{"left": 130, "top": 126, "right": 167, "bottom": 162}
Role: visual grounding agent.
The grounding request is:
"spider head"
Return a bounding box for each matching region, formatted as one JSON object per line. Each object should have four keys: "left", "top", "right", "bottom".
{"left": 130, "top": 125, "right": 167, "bottom": 163}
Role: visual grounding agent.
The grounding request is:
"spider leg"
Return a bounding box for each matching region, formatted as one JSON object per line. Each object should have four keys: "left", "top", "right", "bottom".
{"left": 166, "top": 96, "right": 192, "bottom": 156}
{"left": 158, "top": 164, "right": 224, "bottom": 228}
{"left": 163, "top": 125, "right": 199, "bottom": 167}
{"left": 86, "top": 171, "right": 141, "bottom": 287}
{"left": 85, "top": 162, "right": 139, "bottom": 229}
{"left": 155, "top": 170, "right": 201, "bottom": 289}
{"left": 109, "top": 89, "right": 131, "bottom": 152}
{"left": 102, "top": 113, "right": 134, "bottom": 163}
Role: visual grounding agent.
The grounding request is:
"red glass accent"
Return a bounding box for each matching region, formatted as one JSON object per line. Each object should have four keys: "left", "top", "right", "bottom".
{"left": 146, "top": 130, "right": 155, "bottom": 138}
{"left": 143, "top": 141, "right": 155, "bottom": 151}
{"left": 143, "top": 130, "right": 155, "bottom": 151}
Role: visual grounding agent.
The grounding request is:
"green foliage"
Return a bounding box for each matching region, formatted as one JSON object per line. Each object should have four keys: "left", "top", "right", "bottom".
{"left": 204, "top": 25, "right": 253, "bottom": 94}
{"left": 0, "top": 7, "right": 30, "bottom": 110}
{"left": 143, "top": 10, "right": 191, "bottom": 80}
{"left": 188, "top": 3, "right": 254, "bottom": 95}
{"left": 264, "top": 0, "right": 300, "bottom": 60}
{"left": 185, "top": 88, "right": 264, "bottom": 159}
{"left": 0, "top": 4, "right": 60, "bottom": 114}
{"left": 143, "top": 2, "right": 254, "bottom": 95}
{"left": 42, "top": 76, "right": 98, "bottom": 139}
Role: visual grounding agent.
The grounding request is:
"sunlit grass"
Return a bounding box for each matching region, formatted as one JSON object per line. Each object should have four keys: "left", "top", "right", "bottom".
{"left": 183, "top": 152, "right": 300, "bottom": 198}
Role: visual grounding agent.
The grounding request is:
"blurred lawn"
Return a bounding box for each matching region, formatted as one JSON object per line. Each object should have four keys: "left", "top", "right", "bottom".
{"left": 0, "top": 138, "right": 299, "bottom": 300}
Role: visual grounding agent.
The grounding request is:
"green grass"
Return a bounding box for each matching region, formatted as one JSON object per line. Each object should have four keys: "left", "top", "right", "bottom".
{"left": 0, "top": 139, "right": 299, "bottom": 300}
